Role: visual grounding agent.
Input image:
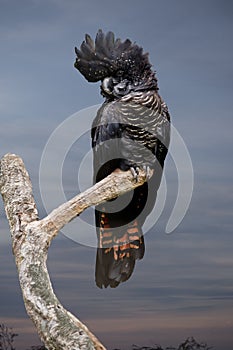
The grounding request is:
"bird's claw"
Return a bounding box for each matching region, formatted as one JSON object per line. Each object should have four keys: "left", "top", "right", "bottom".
{"left": 130, "top": 166, "right": 140, "bottom": 182}
{"left": 143, "top": 165, "right": 151, "bottom": 181}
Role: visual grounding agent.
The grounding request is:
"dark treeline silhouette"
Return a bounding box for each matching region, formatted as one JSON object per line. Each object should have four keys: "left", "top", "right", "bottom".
{"left": 0, "top": 324, "right": 46, "bottom": 350}
{"left": 0, "top": 324, "right": 18, "bottom": 350}
{"left": 0, "top": 324, "right": 212, "bottom": 350}
{"left": 129, "top": 337, "right": 213, "bottom": 349}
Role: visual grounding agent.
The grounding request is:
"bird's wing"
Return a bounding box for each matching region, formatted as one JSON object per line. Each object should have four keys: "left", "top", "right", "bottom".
{"left": 92, "top": 95, "right": 170, "bottom": 289}
{"left": 91, "top": 101, "right": 123, "bottom": 182}
{"left": 92, "top": 95, "right": 170, "bottom": 182}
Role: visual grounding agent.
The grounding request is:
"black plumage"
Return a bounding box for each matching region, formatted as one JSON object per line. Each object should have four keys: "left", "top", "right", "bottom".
{"left": 75, "top": 30, "right": 170, "bottom": 288}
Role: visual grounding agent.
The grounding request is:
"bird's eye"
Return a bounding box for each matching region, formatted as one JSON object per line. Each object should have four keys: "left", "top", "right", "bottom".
{"left": 114, "top": 81, "right": 130, "bottom": 96}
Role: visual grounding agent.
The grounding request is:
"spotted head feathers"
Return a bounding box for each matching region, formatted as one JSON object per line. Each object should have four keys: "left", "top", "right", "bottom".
{"left": 74, "top": 29, "right": 158, "bottom": 96}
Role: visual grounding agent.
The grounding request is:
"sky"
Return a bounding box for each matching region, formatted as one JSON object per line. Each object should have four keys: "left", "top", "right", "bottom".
{"left": 0, "top": 0, "right": 233, "bottom": 349}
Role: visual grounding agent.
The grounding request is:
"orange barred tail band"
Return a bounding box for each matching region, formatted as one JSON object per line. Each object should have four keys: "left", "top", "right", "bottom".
{"left": 99, "top": 213, "right": 144, "bottom": 261}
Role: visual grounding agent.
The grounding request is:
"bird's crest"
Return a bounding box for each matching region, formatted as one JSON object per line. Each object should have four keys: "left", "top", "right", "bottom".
{"left": 74, "top": 29, "right": 157, "bottom": 90}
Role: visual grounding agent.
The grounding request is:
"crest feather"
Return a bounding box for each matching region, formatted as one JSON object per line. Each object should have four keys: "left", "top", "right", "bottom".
{"left": 74, "top": 29, "right": 153, "bottom": 84}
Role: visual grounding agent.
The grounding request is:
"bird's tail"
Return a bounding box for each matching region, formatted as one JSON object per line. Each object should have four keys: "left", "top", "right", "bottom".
{"left": 95, "top": 211, "right": 144, "bottom": 288}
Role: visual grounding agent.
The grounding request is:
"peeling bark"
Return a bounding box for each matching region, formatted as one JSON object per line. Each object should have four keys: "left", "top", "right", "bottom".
{"left": 0, "top": 153, "right": 151, "bottom": 350}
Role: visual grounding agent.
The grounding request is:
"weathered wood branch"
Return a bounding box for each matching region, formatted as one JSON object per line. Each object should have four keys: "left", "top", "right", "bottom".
{"left": 0, "top": 153, "right": 151, "bottom": 350}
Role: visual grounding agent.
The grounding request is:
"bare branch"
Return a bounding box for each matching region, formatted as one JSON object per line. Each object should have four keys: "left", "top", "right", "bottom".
{"left": 41, "top": 166, "right": 152, "bottom": 238}
{"left": 0, "top": 153, "right": 151, "bottom": 350}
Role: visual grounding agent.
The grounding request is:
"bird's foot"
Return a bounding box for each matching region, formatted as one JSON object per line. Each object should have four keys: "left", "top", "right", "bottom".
{"left": 130, "top": 166, "right": 140, "bottom": 182}
{"left": 130, "top": 165, "right": 152, "bottom": 182}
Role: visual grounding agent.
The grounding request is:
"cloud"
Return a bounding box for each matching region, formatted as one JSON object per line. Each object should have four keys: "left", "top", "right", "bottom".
{"left": 1, "top": 2, "right": 233, "bottom": 349}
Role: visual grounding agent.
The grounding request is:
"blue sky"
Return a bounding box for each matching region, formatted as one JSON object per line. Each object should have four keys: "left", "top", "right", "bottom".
{"left": 0, "top": 1, "right": 233, "bottom": 349}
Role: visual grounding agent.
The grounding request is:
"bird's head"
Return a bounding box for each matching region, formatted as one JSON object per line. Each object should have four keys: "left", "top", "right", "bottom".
{"left": 74, "top": 29, "right": 158, "bottom": 97}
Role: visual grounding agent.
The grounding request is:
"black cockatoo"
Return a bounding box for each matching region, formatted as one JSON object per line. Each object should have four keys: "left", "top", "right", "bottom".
{"left": 74, "top": 30, "right": 170, "bottom": 288}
